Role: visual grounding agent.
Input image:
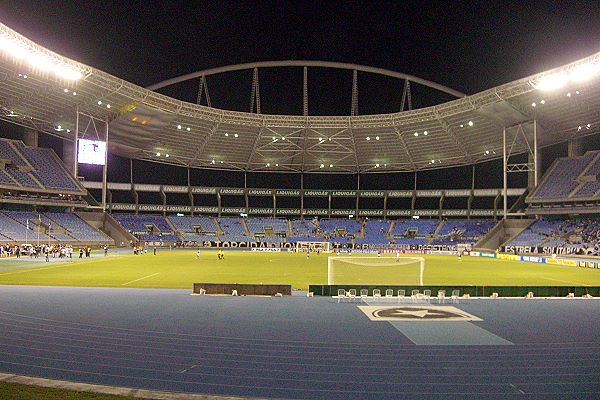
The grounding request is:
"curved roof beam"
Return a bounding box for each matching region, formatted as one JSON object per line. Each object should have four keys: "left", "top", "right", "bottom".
{"left": 146, "top": 60, "right": 467, "bottom": 99}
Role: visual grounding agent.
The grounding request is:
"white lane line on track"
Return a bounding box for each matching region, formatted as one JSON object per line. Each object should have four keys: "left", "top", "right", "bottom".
{"left": 541, "top": 276, "right": 588, "bottom": 286}
{"left": 121, "top": 273, "right": 160, "bottom": 286}
{"left": 179, "top": 364, "right": 197, "bottom": 373}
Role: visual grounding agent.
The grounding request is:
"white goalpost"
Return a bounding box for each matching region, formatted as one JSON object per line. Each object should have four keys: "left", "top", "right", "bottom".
{"left": 327, "top": 256, "right": 424, "bottom": 286}
{"left": 295, "top": 241, "right": 331, "bottom": 253}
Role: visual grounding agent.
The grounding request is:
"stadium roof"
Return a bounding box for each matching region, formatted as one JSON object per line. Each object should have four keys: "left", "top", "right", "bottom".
{"left": 0, "top": 22, "right": 599, "bottom": 173}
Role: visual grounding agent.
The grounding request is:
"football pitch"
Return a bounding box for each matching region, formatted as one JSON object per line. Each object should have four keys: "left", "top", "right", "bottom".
{"left": 0, "top": 250, "right": 599, "bottom": 290}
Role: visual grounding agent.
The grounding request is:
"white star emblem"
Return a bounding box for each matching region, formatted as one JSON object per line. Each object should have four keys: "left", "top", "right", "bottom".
{"left": 390, "top": 308, "right": 442, "bottom": 318}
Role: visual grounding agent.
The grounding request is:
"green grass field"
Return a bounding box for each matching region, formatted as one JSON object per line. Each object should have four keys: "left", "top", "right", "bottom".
{"left": 0, "top": 250, "right": 599, "bottom": 290}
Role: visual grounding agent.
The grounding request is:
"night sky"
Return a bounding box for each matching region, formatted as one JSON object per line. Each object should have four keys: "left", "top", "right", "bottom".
{"left": 0, "top": 0, "right": 599, "bottom": 192}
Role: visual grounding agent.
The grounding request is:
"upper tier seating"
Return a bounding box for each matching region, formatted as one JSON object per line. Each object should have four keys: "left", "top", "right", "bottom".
{"left": 13, "top": 142, "right": 81, "bottom": 191}
{"left": 531, "top": 151, "right": 598, "bottom": 200}
{"left": 0, "top": 139, "right": 82, "bottom": 192}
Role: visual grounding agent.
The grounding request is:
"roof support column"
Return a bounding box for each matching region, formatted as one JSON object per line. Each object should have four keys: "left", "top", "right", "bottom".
{"left": 102, "top": 118, "right": 109, "bottom": 212}
{"left": 503, "top": 127, "right": 507, "bottom": 219}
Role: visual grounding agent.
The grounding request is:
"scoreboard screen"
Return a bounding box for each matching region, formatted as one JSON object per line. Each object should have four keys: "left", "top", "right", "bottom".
{"left": 77, "top": 139, "right": 106, "bottom": 165}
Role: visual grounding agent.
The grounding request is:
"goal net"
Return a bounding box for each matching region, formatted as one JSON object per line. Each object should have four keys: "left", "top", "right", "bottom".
{"left": 327, "top": 256, "right": 424, "bottom": 286}
{"left": 296, "top": 241, "right": 331, "bottom": 253}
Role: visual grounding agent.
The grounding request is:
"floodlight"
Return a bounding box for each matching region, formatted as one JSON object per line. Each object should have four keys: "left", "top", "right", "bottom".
{"left": 63, "top": 88, "right": 69, "bottom": 93}
{"left": 375, "top": 163, "right": 380, "bottom": 168}
{"left": 186, "top": 127, "right": 190, "bottom": 131}
{"left": 540, "top": 100, "right": 545, "bottom": 105}
{"left": 156, "top": 152, "right": 161, "bottom": 156}
{"left": 531, "top": 102, "right": 536, "bottom": 107}
{"left": 534, "top": 72, "right": 568, "bottom": 91}
{"left": 319, "top": 164, "right": 324, "bottom": 168}
{"left": 97, "top": 100, "right": 102, "bottom": 105}
{"left": 414, "top": 132, "right": 418, "bottom": 137}
{"left": 0, "top": 37, "right": 27, "bottom": 59}
{"left": 329, "top": 164, "right": 333, "bottom": 168}
{"left": 177, "top": 125, "right": 182, "bottom": 129}
{"left": 54, "top": 64, "right": 82, "bottom": 80}
{"left": 366, "top": 136, "right": 370, "bottom": 141}
{"left": 106, "top": 104, "right": 111, "bottom": 109}
{"left": 423, "top": 131, "right": 428, "bottom": 135}
{"left": 375, "top": 136, "right": 380, "bottom": 140}
{"left": 275, "top": 163, "right": 279, "bottom": 167}
{"left": 165, "top": 154, "right": 169, "bottom": 158}
{"left": 468, "top": 120, "right": 473, "bottom": 127}
{"left": 27, "top": 53, "right": 52, "bottom": 70}
{"left": 570, "top": 63, "right": 599, "bottom": 82}
{"left": 234, "top": 133, "right": 238, "bottom": 138}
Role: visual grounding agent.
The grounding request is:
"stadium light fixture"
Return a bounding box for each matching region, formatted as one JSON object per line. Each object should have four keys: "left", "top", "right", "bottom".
{"left": 576, "top": 90, "right": 580, "bottom": 95}
{"left": 156, "top": 152, "right": 161, "bottom": 156}
{"left": 106, "top": 104, "right": 111, "bottom": 109}
{"left": 234, "top": 133, "right": 238, "bottom": 138}
{"left": 165, "top": 154, "right": 169, "bottom": 158}
{"left": 485, "top": 150, "right": 490, "bottom": 155}
{"left": 567, "top": 92, "right": 571, "bottom": 97}
{"left": 275, "top": 163, "right": 279, "bottom": 167}
{"left": 63, "top": 88, "right": 69, "bottom": 93}
{"left": 375, "top": 163, "right": 380, "bottom": 168}
{"left": 570, "top": 62, "right": 599, "bottom": 83}
{"left": 211, "top": 159, "right": 215, "bottom": 164}
{"left": 459, "top": 124, "right": 464, "bottom": 128}
{"left": 329, "top": 164, "right": 333, "bottom": 168}
{"left": 375, "top": 136, "right": 380, "bottom": 140}
{"left": 282, "top": 137, "right": 286, "bottom": 141}
{"left": 97, "top": 100, "right": 102, "bottom": 105}
{"left": 186, "top": 127, "right": 191, "bottom": 131}
{"left": 319, "top": 164, "right": 324, "bottom": 168}
{"left": 423, "top": 131, "right": 428, "bottom": 136}
{"left": 534, "top": 72, "right": 569, "bottom": 91}
{"left": 540, "top": 100, "right": 545, "bottom": 105}
{"left": 366, "top": 136, "right": 370, "bottom": 141}
{"left": 531, "top": 102, "right": 536, "bottom": 107}
{"left": 468, "top": 120, "right": 473, "bottom": 127}
{"left": 177, "top": 125, "right": 182, "bottom": 130}
{"left": 72, "top": 91, "right": 76, "bottom": 96}
{"left": 225, "top": 133, "right": 229, "bottom": 137}
{"left": 0, "top": 36, "right": 27, "bottom": 59}
{"left": 414, "top": 132, "right": 419, "bottom": 137}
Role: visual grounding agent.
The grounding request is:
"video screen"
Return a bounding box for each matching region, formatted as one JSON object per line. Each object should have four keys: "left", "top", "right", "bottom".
{"left": 77, "top": 139, "right": 106, "bottom": 165}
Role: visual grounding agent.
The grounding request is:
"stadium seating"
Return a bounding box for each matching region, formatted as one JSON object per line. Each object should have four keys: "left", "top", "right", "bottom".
{"left": 245, "top": 218, "right": 288, "bottom": 234}
{"left": 0, "top": 139, "right": 83, "bottom": 192}
{"left": 507, "top": 218, "right": 569, "bottom": 247}
{"left": 319, "top": 219, "right": 362, "bottom": 235}
{"left": 354, "top": 219, "right": 391, "bottom": 244}
{"left": 45, "top": 212, "right": 112, "bottom": 243}
{"left": 0, "top": 212, "right": 53, "bottom": 242}
{"left": 217, "top": 217, "right": 255, "bottom": 242}
{"left": 530, "top": 151, "right": 598, "bottom": 199}
{"left": 112, "top": 214, "right": 172, "bottom": 233}
{"left": 391, "top": 219, "right": 439, "bottom": 237}
{"left": 431, "top": 219, "right": 495, "bottom": 245}
{"left": 168, "top": 215, "right": 217, "bottom": 234}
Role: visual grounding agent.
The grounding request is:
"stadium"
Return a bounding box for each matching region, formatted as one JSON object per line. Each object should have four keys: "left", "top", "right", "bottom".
{"left": 0, "top": 2, "right": 599, "bottom": 399}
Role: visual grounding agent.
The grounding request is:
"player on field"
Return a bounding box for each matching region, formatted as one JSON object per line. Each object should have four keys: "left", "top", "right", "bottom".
{"left": 396, "top": 251, "right": 401, "bottom": 262}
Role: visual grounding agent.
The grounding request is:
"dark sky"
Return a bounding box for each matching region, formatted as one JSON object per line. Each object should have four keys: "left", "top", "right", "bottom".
{"left": 1, "top": 0, "right": 599, "bottom": 113}
{"left": 0, "top": 0, "right": 599, "bottom": 191}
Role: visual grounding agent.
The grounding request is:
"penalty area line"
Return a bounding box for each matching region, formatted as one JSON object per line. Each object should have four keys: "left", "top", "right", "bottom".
{"left": 121, "top": 273, "right": 160, "bottom": 286}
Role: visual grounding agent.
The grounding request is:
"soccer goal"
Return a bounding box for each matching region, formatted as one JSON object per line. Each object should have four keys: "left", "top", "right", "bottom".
{"left": 327, "top": 256, "right": 424, "bottom": 286}
{"left": 296, "top": 241, "right": 331, "bottom": 253}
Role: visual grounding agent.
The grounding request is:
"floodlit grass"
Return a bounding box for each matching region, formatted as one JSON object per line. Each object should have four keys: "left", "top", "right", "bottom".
{"left": 0, "top": 381, "right": 140, "bottom": 400}
{"left": 0, "top": 251, "right": 598, "bottom": 290}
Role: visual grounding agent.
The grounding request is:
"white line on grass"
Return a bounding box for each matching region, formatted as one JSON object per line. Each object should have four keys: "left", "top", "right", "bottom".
{"left": 0, "top": 264, "right": 75, "bottom": 276}
{"left": 541, "top": 276, "right": 588, "bottom": 286}
{"left": 121, "top": 273, "right": 160, "bottom": 286}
